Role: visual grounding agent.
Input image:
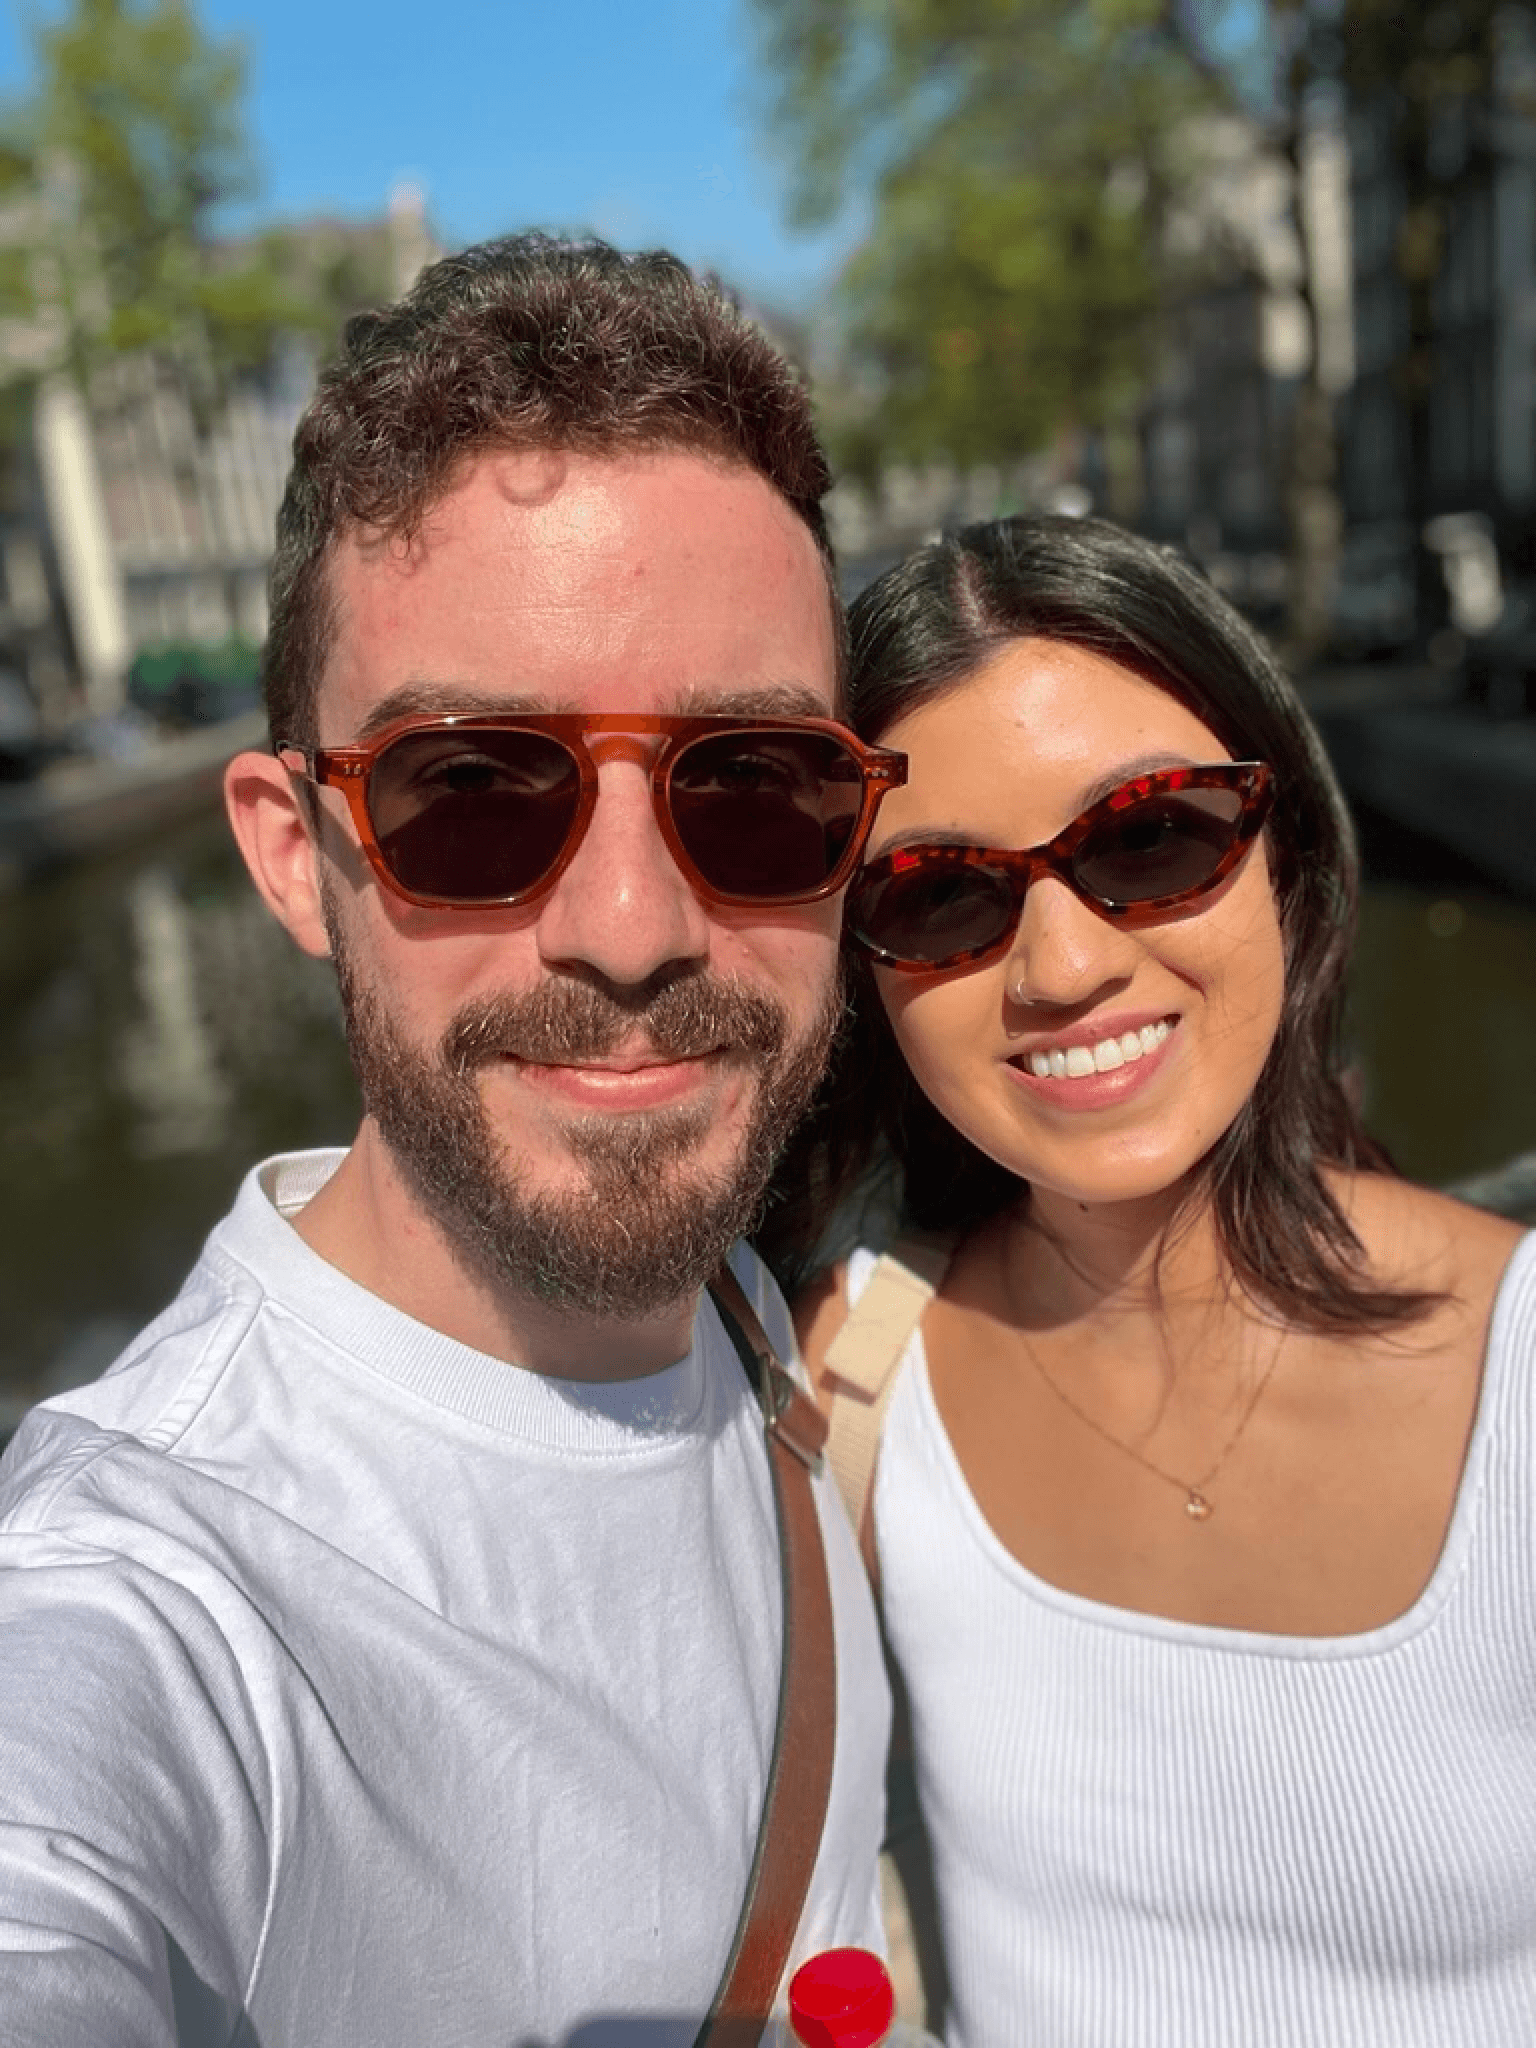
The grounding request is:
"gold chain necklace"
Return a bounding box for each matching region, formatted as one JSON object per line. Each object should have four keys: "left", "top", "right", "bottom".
{"left": 1020, "top": 1325, "right": 1288, "bottom": 1522}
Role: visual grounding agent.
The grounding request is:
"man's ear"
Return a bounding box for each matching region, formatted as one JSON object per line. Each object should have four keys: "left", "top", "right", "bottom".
{"left": 224, "top": 749, "right": 333, "bottom": 959}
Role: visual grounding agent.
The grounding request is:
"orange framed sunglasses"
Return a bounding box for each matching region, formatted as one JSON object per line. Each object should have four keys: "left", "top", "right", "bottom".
{"left": 277, "top": 711, "right": 908, "bottom": 912}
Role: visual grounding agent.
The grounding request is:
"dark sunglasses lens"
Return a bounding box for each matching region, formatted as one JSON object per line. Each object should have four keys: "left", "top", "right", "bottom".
{"left": 1072, "top": 786, "right": 1246, "bottom": 906}
{"left": 669, "top": 731, "right": 866, "bottom": 898}
{"left": 367, "top": 728, "right": 582, "bottom": 902}
{"left": 849, "top": 857, "right": 1018, "bottom": 966}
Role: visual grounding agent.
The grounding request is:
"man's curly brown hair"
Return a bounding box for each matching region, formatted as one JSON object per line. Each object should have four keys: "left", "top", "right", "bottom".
{"left": 264, "top": 232, "right": 841, "bottom": 747}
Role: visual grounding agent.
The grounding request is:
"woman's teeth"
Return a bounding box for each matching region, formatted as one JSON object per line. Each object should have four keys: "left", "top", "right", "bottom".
{"left": 1026, "top": 1019, "right": 1172, "bottom": 1080}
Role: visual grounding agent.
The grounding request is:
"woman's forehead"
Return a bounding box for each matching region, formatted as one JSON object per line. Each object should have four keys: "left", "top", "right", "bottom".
{"left": 881, "top": 638, "right": 1226, "bottom": 784}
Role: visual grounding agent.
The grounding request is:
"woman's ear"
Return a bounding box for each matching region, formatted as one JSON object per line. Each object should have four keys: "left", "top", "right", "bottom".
{"left": 223, "top": 750, "right": 332, "bottom": 959}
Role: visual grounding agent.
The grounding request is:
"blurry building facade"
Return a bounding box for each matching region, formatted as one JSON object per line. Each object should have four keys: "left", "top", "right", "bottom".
{"left": 0, "top": 182, "right": 436, "bottom": 734}
{"left": 1342, "top": 15, "right": 1536, "bottom": 653}
{"left": 1136, "top": 20, "right": 1536, "bottom": 660}
{"left": 1137, "top": 111, "right": 1350, "bottom": 634}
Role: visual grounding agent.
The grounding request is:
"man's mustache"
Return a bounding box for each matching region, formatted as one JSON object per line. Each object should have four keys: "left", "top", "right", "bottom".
{"left": 444, "top": 972, "right": 788, "bottom": 1073}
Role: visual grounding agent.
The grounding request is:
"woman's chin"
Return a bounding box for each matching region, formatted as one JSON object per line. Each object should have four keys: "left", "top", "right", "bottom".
{"left": 1000, "top": 1145, "right": 1206, "bottom": 1220}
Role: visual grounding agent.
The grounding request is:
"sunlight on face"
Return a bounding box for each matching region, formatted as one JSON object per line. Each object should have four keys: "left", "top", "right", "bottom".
{"left": 867, "top": 638, "right": 1287, "bottom": 1214}
{"left": 307, "top": 449, "right": 846, "bottom": 1306}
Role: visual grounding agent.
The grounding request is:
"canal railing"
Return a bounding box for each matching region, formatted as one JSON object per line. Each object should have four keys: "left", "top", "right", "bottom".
{"left": 5, "top": 1151, "right": 1536, "bottom": 1453}
{"left": 1301, "top": 663, "right": 1536, "bottom": 901}
{"left": 1444, "top": 1152, "right": 1536, "bottom": 1224}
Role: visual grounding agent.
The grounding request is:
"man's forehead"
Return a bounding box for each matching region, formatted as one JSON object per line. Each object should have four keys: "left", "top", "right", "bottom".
{"left": 315, "top": 444, "right": 840, "bottom": 735}
{"left": 335, "top": 443, "right": 804, "bottom": 571}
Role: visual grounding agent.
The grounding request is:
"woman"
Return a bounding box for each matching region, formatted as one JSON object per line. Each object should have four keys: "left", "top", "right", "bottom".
{"left": 776, "top": 515, "right": 1536, "bottom": 2045}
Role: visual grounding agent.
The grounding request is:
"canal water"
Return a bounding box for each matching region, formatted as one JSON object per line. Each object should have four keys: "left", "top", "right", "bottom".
{"left": 4, "top": 795, "right": 1536, "bottom": 1410}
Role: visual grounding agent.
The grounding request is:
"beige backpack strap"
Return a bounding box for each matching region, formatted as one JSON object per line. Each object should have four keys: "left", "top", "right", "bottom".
{"left": 822, "top": 1231, "right": 956, "bottom": 1544}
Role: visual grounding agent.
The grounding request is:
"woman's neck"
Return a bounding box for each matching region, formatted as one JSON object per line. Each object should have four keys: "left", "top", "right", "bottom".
{"left": 998, "top": 1180, "right": 1255, "bottom": 1342}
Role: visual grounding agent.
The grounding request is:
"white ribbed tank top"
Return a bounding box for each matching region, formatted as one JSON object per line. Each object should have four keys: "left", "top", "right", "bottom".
{"left": 854, "top": 1231, "right": 1536, "bottom": 2048}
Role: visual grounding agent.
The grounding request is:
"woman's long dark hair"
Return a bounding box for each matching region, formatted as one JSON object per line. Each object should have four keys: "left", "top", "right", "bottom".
{"left": 764, "top": 514, "right": 1433, "bottom": 1336}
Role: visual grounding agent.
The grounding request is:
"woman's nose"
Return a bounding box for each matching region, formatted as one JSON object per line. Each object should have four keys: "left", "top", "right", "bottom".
{"left": 1002, "top": 874, "right": 1135, "bottom": 1011}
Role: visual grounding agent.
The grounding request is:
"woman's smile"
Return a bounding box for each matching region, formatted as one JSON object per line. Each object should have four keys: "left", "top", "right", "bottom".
{"left": 871, "top": 637, "right": 1286, "bottom": 1212}
{"left": 1006, "top": 1012, "right": 1178, "bottom": 1109}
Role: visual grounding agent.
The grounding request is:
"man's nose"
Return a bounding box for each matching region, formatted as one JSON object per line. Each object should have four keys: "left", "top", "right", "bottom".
{"left": 533, "top": 754, "right": 713, "bottom": 984}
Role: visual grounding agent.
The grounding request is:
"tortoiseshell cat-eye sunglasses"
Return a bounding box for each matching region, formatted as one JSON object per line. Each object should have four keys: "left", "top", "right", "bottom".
{"left": 846, "top": 761, "right": 1274, "bottom": 971}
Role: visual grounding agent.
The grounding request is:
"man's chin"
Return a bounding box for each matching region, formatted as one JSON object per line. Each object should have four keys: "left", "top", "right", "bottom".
{"left": 365, "top": 1075, "right": 780, "bottom": 1320}
{"left": 557, "top": 1095, "right": 744, "bottom": 1176}
{"left": 418, "top": 1150, "right": 770, "bottom": 1322}
{"left": 332, "top": 945, "right": 844, "bottom": 1320}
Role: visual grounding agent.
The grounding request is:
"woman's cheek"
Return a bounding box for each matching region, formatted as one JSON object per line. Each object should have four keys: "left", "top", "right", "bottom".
{"left": 885, "top": 978, "right": 1003, "bottom": 1138}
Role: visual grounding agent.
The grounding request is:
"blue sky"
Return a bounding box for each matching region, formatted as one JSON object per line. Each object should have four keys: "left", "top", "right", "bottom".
{"left": 0, "top": 0, "right": 862, "bottom": 313}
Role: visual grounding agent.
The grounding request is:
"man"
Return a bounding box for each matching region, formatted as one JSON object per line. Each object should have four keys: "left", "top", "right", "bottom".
{"left": 0, "top": 236, "right": 900, "bottom": 2045}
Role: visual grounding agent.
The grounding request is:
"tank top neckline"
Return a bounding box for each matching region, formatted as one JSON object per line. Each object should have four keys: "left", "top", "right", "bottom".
{"left": 890, "top": 1229, "right": 1536, "bottom": 1662}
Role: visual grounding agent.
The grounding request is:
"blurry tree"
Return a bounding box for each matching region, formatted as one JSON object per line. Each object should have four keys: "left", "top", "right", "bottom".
{"left": 12, "top": 0, "right": 319, "bottom": 402}
{"left": 3, "top": 0, "right": 396, "bottom": 421}
{"left": 753, "top": 0, "right": 1228, "bottom": 501}
{"left": 753, "top": 0, "right": 1522, "bottom": 658}
{"left": 0, "top": 137, "right": 41, "bottom": 477}
{"left": 0, "top": 0, "right": 398, "bottom": 699}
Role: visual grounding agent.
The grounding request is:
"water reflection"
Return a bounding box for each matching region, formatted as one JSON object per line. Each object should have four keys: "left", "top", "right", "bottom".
{"left": 2, "top": 798, "right": 1535, "bottom": 1410}
{"left": 0, "top": 807, "right": 356, "bottom": 1407}
{"left": 121, "top": 865, "right": 234, "bottom": 1157}
{"left": 1348, "top": 806, "right": 1536, "bottom": 1188}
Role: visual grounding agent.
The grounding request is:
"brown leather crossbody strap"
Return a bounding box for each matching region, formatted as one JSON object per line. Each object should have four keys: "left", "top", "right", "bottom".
{"left": 696, "top": 1263, "right": 836, "bottom": 2047}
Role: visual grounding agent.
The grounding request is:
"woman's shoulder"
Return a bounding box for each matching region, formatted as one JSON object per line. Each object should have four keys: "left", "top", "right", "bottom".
{"left": 792, "top": 1260, "right": 853, "bottom": 1399}
{"left": 1333, "top": 1168, "right": 1526, "bottom": 1310}
{"left": 792, "top": 1238, "right": 943, "bottom": 1404}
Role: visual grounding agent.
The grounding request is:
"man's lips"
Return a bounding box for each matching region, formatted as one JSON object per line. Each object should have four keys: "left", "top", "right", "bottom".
{"left": 492, "top": 1045, "right": 729, "bottom": 1108}
{"left": 502, "top": 1043, "right": 725, "bottom": 1075}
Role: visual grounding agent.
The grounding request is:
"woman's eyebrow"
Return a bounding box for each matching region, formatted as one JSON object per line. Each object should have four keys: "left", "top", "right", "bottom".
{"left": 1072, "top": 750, "right": 1212, "bottom": 813}
{"left": 874, "top": 825, "right": 985, "bottom": 855}
{"left": 871, "top": 751, "right": 1216, "bottom": 855}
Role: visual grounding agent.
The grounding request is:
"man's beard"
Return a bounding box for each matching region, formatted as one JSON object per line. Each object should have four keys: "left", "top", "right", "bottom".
{"left": 330, "top": 936, "right": 843, "bottom": 1323}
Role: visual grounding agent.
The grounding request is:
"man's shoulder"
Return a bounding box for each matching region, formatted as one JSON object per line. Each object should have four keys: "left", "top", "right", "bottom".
{"left": 0, "top": 1256, "right": 260, "bottom": 1536}
{"left": 0, "top": 1152, "right": 342, "bottom": 1535}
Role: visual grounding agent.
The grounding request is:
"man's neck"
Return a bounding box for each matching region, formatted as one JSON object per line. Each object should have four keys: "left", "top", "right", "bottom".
{"left": 289, "top": 1127, "right": 702, "bottom": 1380}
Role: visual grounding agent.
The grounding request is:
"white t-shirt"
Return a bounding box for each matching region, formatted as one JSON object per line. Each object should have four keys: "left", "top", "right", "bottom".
{"left": 0, "top": 1153, "right": 889, "bottom": 2048}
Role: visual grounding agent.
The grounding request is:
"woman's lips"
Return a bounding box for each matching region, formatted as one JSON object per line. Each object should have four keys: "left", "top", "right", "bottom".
{"left": 1005, "top": 1015, "right": 1178, "bottom": 1109}
{"left": 1021, "top": 1016, "right": 1172, "bottom": 1079}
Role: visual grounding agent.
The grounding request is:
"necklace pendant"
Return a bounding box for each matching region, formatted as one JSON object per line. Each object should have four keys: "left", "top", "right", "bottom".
{"left": 1184, "top": 1490, "right": 1213, "bottom": 1522}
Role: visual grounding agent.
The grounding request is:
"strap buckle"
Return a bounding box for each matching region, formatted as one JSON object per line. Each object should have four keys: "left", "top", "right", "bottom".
{"left": 707, "top": 1266, "right": 828, "bottom": 1475}
{"left": 763, "top": 1360, "right": 829, "bottom": 1474}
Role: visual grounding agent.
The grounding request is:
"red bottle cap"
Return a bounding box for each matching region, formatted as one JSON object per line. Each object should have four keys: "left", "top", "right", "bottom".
{"left": 788, "top": 1947, "right": 896, "bottom": 2048}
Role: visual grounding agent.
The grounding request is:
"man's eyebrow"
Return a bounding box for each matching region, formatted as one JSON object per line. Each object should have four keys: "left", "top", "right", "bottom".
{"left": 353, "top": 685, "right": 545, "bottom": 742}
{"left": 351, "top": 680, "right": 836, "bottom": 742}
{"left": 673, "top": 683, "right": 836, "bottom": 720}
